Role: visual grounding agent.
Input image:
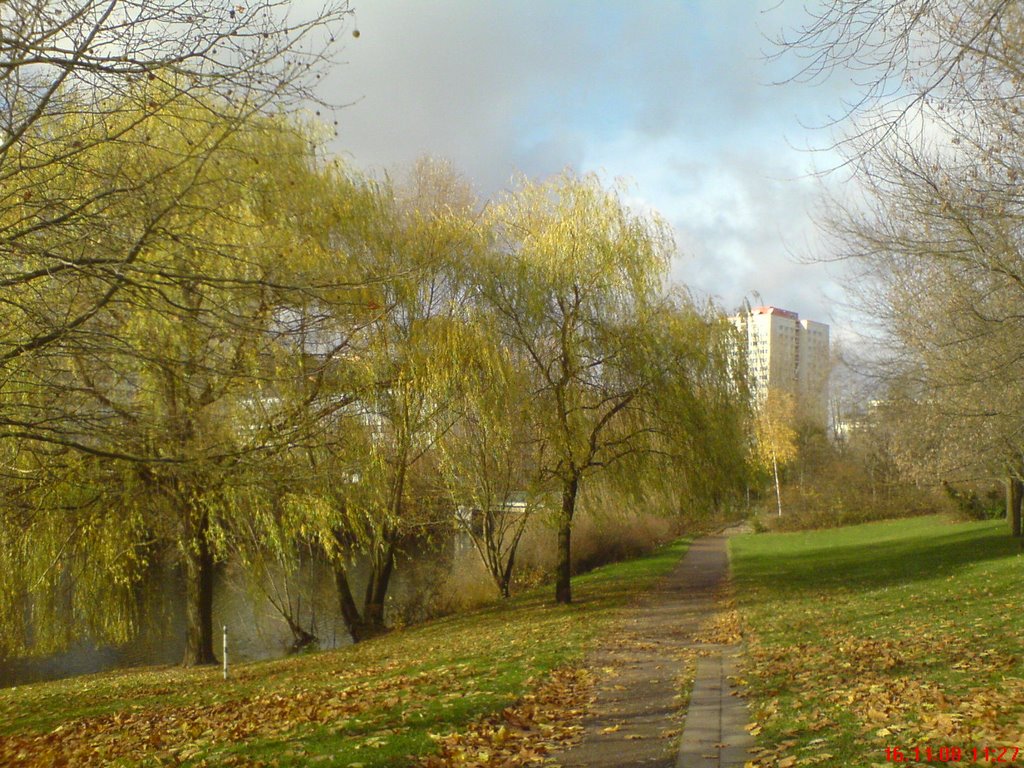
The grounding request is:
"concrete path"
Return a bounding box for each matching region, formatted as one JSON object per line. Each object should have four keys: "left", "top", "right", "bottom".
{"left": 676, "top": 647, "right": 752, "bottom": 768}
{"left": 554, "top": 534, "right": 753, "bottom": 768}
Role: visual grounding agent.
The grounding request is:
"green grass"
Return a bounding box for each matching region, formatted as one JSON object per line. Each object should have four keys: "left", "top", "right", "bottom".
{"left": 731, "top": 515, "right": 1024, "bottom": 767}
{"left": 0, "top": 540, "right": 687, "bottom": 767}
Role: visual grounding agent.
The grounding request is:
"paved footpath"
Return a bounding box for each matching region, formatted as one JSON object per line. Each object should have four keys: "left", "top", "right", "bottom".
{"left": 554, "top": 534, "right": 753, "bottom": 768}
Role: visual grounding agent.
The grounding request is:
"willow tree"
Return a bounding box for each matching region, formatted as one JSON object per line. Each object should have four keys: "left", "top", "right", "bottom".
{"left": 325, "top": 159, "right": 488, "bottom": 640}
{"left": 0, "top": 0, "right": 351, "bottom": 368}
{"left": 626, "top": 295, "right": 754, "bottom": 521}
{"left": 436, "top": 321, "right": 547, "bottom": 599}
{"left": 0, "top": 0, "right": 354, "bottom": 664}
{"left": 481, "top": 172, "right": 674, "bottom": 604}
{"left": 0, "top": 98, "right": 360, "bottom": 665}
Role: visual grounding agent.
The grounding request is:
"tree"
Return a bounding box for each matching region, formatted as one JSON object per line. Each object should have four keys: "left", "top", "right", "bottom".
{"left": 481, "top": 171, "right": 674, "bottom": 604}
{"left": 651, "top": 299, "right": 754, "bottom": 519}
{"left": 437, "top": 330, "right": 547, "bottom": 599}
{"left": 326, "top": 159, "right": 486, "bottom": 640}
{"left": 774, "top": 0, "right": 1021, "bottom": 159}
{"left": 815, "top": 86, "right": 1024, "bottom": 521}
{"left": 0, "top": 0, "right": 352, "bottom": 369}
{"left": 0, "top": 100, "right": 359, "bottom": 664}
{"left": 0, "top": 0, "right": 354, "bottom": 663}
{"left": 780, "top": 0, "right": 1024, "bottom": 531}
{"left": 754, "top": 389, "right": 799, "bottom": 517}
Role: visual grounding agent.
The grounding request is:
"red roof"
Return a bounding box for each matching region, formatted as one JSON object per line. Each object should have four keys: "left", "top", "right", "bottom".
{"left": 751, "top": 306, "right": 798, "bottom": 319}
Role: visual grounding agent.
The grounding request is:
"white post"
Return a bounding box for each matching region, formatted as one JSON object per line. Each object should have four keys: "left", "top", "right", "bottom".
{"left": 222, "top": 625, "right": 228, "bottom": 680}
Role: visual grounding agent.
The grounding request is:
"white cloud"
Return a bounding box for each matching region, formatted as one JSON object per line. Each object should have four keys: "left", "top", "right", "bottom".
{"left": 301, "top": 0, "right": 864, "bottom": 328}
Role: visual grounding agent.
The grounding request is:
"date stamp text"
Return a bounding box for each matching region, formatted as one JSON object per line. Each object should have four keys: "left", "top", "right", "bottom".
{"left": 885, "top": 746, "right": 1023, "bottom": 763}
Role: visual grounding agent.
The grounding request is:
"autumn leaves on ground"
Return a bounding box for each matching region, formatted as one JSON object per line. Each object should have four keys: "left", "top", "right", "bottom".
{"left": 5, "top": 517, "right": 1024, "bottom": 767}
{"left": 0, "top": 544, "right": 685, "bottom": 767}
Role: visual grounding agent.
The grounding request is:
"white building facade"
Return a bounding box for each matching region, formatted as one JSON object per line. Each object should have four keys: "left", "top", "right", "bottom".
{"left": 731, "top": 306, "right": 830, "bottom": 428}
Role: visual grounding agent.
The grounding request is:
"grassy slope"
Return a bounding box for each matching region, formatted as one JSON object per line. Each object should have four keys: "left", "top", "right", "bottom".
{"left": 732, "top": 515, "right": 1024, "bottom": 767}
{"left": 0, "top": 540, "right": 687, "bottom": 767}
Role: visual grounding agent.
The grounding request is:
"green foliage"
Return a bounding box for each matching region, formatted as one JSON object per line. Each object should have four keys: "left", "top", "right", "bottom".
{"left": 435, "top": 319, "right": 547, "bottom": 597}
{"left": 0, "top": 94, "right": 364, "bottom": 658}
{"left": 479, "top": 172, "right": 750, "bottom": 601}
{"left": 0, "top": 118, "right": 751, "bottom": 658}
{"left": 624, "top": 295, "right": 753, "bottom": 517}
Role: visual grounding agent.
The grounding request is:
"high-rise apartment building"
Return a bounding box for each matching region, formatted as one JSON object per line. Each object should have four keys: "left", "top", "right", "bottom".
{"left": 730, "top": 306, "right": 830, "bottom": 428}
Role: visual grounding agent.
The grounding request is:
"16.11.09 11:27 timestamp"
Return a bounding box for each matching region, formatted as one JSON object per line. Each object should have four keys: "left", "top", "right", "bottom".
{"left": 885, "top": 746, "right": 1022, "bottom": 763}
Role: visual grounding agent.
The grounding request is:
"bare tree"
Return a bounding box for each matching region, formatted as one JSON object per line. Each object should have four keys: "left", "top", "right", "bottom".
{"left": 773, "top": 0, "right": 1021, "bottom": 158}
{"left": 778, "top": 1, "right": 1024, "bottom": 534}
{"left": 814, "top": 77, "right": 1024, "bottom": 531}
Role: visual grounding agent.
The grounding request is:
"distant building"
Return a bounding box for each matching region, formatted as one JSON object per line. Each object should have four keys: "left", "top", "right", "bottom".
{"left": 730, "top": 305, "right": 830, "bottom": 428}
{"left": 832, "top": 399, "right": 881, "bottom": 442}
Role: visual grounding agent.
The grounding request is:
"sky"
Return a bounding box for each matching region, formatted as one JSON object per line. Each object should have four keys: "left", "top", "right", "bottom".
{"left": 312, "top": 1, "right": 860, "bottom": 332}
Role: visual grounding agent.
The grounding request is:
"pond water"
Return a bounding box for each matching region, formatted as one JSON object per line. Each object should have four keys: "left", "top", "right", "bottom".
{"left": 0, "top": 536, "right": 481, "bottom": 688}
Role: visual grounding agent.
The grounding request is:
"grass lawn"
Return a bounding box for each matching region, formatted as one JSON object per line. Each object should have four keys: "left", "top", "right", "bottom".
{"left": 732, "top": 514, "right": 1024, "bottom": 768}
{"left": 0, "top": 540, "right": 687, "bottom": 767}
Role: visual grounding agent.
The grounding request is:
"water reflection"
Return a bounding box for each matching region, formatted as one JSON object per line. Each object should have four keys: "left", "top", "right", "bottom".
{"left": 0, "top": 536, "right": 474, "bottom": 688}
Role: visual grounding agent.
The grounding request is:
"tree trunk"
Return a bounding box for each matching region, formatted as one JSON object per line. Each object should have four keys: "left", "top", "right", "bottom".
{"left": 1007, "top": 477, "right": 1023, "bottom": 537}
{"left": 333, "top": 563, "right": 372, "bottom": 643}
{"left": 285, "top": 619, "right": 317, "bottom": 654}
{"left": 554, "top": 475, "right": 578, "bottom": 605}
{"left": 333, "top": 544, "right": 395, "bottom": 643}
{"left": 362, "top": 542, "right": 395, "bottom": 635}
{"left": 360, "top": 462, "right": 404, "bottom": 635}
{"left": 182, "top": 512, "right": 216, "bottom": 666}
{"left": 499, "top": 547, "right": 516, "bottom": 599}
{"left": 771, "top": 447, "right": 783, "bottom": 517}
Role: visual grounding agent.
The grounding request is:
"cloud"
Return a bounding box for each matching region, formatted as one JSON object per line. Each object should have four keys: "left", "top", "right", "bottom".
{"left": 576, "top": 131, "right": 843, "bottom": 324}
{"left": 326, "top": 1, "right": 600, "bottom": 190}
{"left": 307, "top": 0, "right": 860, "bottom": 326}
